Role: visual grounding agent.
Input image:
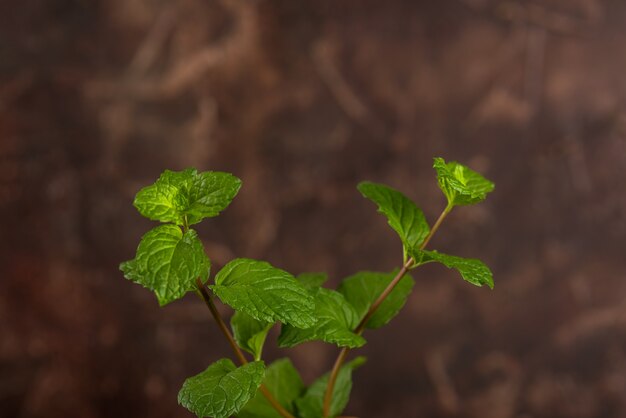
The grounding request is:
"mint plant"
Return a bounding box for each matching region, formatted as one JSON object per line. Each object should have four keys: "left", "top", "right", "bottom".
{"left": 120, "top": 158, "right": 495, "bottom": 418}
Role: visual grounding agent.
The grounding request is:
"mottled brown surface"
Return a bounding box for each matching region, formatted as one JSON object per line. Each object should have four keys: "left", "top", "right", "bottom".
{"left": 1, "top": 0, "right": 626, "bottom": 417}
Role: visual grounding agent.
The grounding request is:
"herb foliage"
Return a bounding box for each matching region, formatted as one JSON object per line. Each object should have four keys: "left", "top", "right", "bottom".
{"left": 121, "top": 158, "right": 495, "bottom": 417}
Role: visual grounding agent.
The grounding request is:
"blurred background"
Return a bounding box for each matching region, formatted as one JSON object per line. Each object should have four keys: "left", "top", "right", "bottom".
{"left": 1, "top": 0, "right": 626, "bottom": 417}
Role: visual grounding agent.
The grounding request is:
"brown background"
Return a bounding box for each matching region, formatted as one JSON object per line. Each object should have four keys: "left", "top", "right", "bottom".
{"left": 1, "top": 0, "right": 626, "bottom": 417}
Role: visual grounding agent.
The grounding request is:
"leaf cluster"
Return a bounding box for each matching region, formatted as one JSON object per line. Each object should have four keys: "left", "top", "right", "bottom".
{"left": 120, "top": 158, "right": 495, "bottom": 417}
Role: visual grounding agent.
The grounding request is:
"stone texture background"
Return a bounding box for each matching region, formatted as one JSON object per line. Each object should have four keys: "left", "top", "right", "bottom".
{"left": 1, "top": 0, "right": 626, "bottom": 417}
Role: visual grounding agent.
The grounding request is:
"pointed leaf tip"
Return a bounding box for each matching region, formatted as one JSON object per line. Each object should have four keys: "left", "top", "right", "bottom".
{"left": 414, "top": 249, "right": 494, "bottom": 289}
{"left": 358, "top": 181, "right": 430, "bottom": 256}
{"left": 433, "top": 157, "right": 494, "bottom": 207}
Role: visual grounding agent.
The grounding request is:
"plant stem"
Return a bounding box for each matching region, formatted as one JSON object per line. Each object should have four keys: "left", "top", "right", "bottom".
{"left": 258, "top": 386, "right": 293, "bottom": 418}
{"left": 322, "top": 204, "right": 453, "bottom": 417}
{"left": 322, "top": 260, "right": 412, "bottom": 416}
{"left": 195, "top": 278, "right": 295, "bottom": 418}
{"left": 196, "top": 278, "right": 248, "bottom": 365}
{"left": 419, "top": 203, "right": 452, "bottom": 250}
{"left": 355, "top": 258, "right": 414, "bottom": 335}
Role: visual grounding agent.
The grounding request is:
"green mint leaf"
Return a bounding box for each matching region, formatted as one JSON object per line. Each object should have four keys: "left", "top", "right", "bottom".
{"left": 295, "top": 356, "right": 366, "bottom": 418}
{"left": 278, "top": 288, "right": 365, "bottom": 349}
{"left": 211, "top": 258, "right": 316, "bottom": 328}
{"left": 296, "top": 272, "right": 329, "bottom": 290}
{"left": 338, "top": 270, "right": 414, "bottom": 329}
{"left": 433, "top": 157, "right": 494, "bottom": 207}
{"left": 357, "top": 181, "right": 430, "bottom": 256}
{"left": 231, "top": 311, "right": 273, "bottom": 361}
{"left": 178, "top": 359, "right": 265, "bottom": 418}
{"left": 237, "top": 358, "right": 305, "bottom": 418}
{"left": 119, "top": 224, "right": 210, "bottom": 306}
{"left": 414, "top": 250, "right": 494, "bottom": 289}
{"left": 133, "top": 168, "right": 242, "bottom": 226}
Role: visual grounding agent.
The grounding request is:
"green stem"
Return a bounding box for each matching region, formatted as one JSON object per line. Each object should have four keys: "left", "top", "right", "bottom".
{"left": 322, "top": 259, "right": 412, "bottom": 416}
{"left": 195, "top": 278, "right": 295, "bottom": 418}
{"left": 322, "top": 204, "right": 453, "bottom": 417}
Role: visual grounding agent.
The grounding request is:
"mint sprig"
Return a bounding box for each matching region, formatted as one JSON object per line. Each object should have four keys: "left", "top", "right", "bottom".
{"left": 120, "top": 158, "right": 496, "bottom": 418}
